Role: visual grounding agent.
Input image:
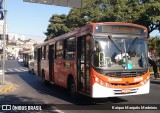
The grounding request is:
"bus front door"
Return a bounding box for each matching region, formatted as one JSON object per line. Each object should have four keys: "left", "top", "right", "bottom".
{"left": 77, "top": 35, "right": 91, "bottom": 94}
{"left": 37, "top": 48, "right": 41, "bottom": 76}
{"left": 49, "top": 44, "right": 54, "bottom": 82}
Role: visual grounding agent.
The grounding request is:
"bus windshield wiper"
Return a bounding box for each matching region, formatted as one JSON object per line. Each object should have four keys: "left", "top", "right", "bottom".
{"left": 108, "top": 35, "right": 123, "bottom": 53}
{"left": 128, "top": 37, "right": 138, "bottom": 53}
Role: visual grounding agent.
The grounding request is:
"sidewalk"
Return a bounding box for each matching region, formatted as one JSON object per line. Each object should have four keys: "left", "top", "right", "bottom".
{"left": 150, "top": 72, "right": 160, "bottom": 80}
{"left": 150, "top": 72, "right": 160, "bottom": 85}
{"left": 0, "top": 81, "right": 14, "bottom": 94}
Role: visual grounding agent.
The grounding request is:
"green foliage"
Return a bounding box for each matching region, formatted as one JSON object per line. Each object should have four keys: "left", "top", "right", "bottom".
{"left": 45, "top": 14, "right": 69, "bottom": 40}
{"left": 135, "top": 0, "right": 160, "bottom": 35}
{"left": 148, "top": 36, "right": 160, "bottom": 57}
{"left": 45, "top": 0, "right": 160, "bottom": 40}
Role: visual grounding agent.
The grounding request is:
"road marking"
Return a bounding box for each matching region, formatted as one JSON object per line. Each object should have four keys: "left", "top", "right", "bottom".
{"left": 52, "top": 106, "right": 64, "bottom": 113}
{"left": 18, "top": 68, "right": 28, "bottom": 71}
{"left": 7, "top": 69, "right": 14, "bottom": 72}
{"left": 5, "top": 68, "right": 28, "bottom": 72}
{"left": 13, "top": 68, "right": 22, "bottom": 72}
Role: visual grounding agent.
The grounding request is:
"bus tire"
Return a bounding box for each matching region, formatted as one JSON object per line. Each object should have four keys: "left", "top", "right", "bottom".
{"left": 68, "top": 78, "right": 77, "bottom": 99}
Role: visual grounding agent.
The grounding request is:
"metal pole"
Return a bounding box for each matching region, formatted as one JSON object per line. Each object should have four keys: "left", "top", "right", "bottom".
{"left": 2, "top": 0, "right": 6, "bottom": 84}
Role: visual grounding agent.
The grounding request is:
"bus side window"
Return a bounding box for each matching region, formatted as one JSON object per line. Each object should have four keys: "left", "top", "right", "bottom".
{"left": 64, "top": 37, "right": 75, "bottom": 60}
{"left": 63, "top": 39, "right": 67, "bottom": 59}
{"left": 42, "top": 46, "right": 46, "bottom": 60}
{"left": 34, "top": 49, "right": 37, "bottom": 60}
{"left": 46, "top": 45, "right": 49, "bottom": 60}
{"left": 56, "top": 41, "right": 64, "bottom": 59}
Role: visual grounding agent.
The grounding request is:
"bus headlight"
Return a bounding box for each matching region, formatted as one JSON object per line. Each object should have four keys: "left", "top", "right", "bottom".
{"left": 94, "top": 76, "right": 110, "bottom": 87}
{"left": 140, "top": 75, "right": 149, "bottom": 85}
{"left": 106, "top": 83, "right": 110, "bottom": 87}
{"left": 95, "top": 77, "right": 99, "bottom": 82}
{"left": 141, "top": 81, "right": 144, "bottom": 85}
{"left": 100, "top": 80, "right": 105, "bottom": 86}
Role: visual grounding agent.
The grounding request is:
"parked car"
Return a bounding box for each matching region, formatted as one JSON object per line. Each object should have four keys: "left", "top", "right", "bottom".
{"left": 7, "top": 55, "right": 15, "bottom": 60}
{"left": 18, "top": 58, "right": 23, "bottom": 62}
{"left": 17, "top": 55, "right": 23, "bottom": 63}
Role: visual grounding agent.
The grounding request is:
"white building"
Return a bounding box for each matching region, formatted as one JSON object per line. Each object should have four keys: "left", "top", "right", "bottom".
{"left": 6, "top": 33, "right": 41, "bottom": 59}
{"left": 8, "top": 33, "right": 25, "bottom": 42}
{"left": 0, "top": 20, "right": 43, "bottom": 60}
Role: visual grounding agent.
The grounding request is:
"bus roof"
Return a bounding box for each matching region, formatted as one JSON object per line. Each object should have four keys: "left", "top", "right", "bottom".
{"left": 91, "top": 22, "right": 147, "bottom": 30}
{"left": 34, "top": 22, "right": 147, "bottom": 48}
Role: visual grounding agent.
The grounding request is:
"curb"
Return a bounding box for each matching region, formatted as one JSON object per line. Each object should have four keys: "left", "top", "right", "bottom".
{"left": 0, "top": 82, "right": 14, "bottom": 94}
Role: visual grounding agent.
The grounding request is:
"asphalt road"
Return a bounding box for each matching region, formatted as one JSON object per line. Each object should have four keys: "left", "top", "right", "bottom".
{"left": 0, "top": 60, "right": 160, "bottom": 113}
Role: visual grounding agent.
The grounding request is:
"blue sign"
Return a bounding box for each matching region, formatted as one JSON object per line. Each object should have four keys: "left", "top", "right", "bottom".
{"left": 127, "top": 63, "right": 133, "bottom": 69}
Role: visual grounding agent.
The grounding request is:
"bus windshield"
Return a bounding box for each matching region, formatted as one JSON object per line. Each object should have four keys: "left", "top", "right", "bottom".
{"left": 92, "top": 36, "right": 148, "bottom": 70}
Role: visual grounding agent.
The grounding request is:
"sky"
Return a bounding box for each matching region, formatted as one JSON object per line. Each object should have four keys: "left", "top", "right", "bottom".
{"left": 6, "top": 0, "right": 160, "bottom": 42}
{"left": 6, "top": 0, "right": 71, "bottom": 41}
{"left": 150, "top": 30, "right": 160, "bottom": 37}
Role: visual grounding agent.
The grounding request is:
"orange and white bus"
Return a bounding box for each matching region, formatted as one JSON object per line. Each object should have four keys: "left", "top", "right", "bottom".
{"left": 34, "top": 22, "right": 150, "bottom": 98}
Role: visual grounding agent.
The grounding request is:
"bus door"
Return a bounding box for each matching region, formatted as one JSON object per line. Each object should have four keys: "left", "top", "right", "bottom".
{"left": 77, "top": 35, "right": 91, "bottom": 94}
{"left": 37, "top": 47, "right": 41, "bottom": 76}
{"left": 49, "top": 44, "right": 54, "bottom": 82}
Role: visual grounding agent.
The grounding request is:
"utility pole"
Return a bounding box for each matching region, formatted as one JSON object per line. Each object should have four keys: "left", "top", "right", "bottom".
{"left": 2, "top": 0, "right": 7, "bottom": 84}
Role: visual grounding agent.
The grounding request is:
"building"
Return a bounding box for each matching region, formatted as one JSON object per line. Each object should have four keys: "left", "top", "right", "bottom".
{"left": 0, "top": 20, "right": 43, "bottom": 60}
{"left": 6, "top": 34, "right": 40, "bottom": 60}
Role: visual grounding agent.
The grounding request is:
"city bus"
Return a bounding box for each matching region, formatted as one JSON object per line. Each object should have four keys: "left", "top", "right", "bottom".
{"left": 23, "top": 51, "right": 34, "bottom": 67}
{"left": 23, "top": 52, "right": 30, "bottom": 67}
{"left": 34, "top": 22, "right": 150, "bottom": 98}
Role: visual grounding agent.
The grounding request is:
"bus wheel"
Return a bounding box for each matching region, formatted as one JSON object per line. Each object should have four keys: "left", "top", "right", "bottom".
{"left": 68, "top": 78, "right": 77, "bottom": 99}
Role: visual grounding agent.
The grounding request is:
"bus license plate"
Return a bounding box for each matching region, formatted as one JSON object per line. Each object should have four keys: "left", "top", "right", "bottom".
{"left": 122, "top": 89, "right": 131, "bottom": 93}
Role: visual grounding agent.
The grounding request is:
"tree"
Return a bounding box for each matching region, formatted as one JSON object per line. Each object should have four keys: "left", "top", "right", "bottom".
{"left": 45, "top": 14, "right": 69, "bottom": 40}
{"left": 148, "top": 36, "right": 160, "bottom": 58}
{"left": 134, "top": 0, "right": 160, "bottom": 36}
{"left": 45, "top": 0, "right": 160, "bottom": 40}
{"left": 67, "top": 0, "right": 108, "bottom": 29}
{"left": 67, "top": 0, "right": 160, "bottom": 35}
